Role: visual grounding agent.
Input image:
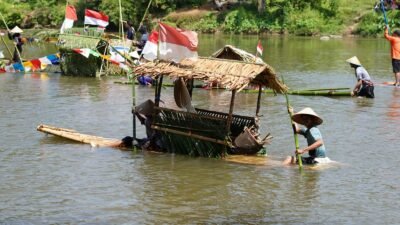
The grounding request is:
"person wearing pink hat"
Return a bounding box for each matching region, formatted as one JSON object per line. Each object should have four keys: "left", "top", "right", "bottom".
{"left": 283, "top": 107, "right": 328, "bottom": 165}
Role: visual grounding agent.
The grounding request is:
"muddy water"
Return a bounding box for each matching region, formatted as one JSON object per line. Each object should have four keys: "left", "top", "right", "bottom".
{"left": 1, "top": 35, "right": 400, "bottom": 224}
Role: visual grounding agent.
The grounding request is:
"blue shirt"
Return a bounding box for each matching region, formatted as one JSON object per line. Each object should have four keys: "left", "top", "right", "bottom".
{"left": 300, "top": 127, "right": 326, "bottom": 158}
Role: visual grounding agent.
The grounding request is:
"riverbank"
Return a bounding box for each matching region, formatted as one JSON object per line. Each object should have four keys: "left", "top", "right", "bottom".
{"left": 0, "top": 0, "right": 395, "bottom": 37}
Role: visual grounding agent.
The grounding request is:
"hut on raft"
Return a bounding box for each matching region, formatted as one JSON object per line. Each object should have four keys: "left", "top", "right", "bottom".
{"left": 211, "top": 45, "right": 264, "bottom": 63}
{"left": 58, "top": 28, "right": 107, "bottom": 76}
{"left": 133, "top": 57, "right": 288, "bottom": 158}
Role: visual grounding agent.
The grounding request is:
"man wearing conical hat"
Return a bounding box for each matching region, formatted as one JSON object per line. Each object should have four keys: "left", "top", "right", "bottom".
{"left": 8, "top": 26, "right": 24, "bottom": 63}
{"left": 346, "top": 56, "right": 374, "bottom": 98}
{"left": 283, "top": 107, "right": 328, "bottom": 165}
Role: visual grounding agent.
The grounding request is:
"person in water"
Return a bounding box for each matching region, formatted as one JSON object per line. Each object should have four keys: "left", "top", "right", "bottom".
{"left": 283, "top": 107, "right": 328, "bottom": 165}
{"left": 8, "top": 26, "right": 24, "bottom": 63}
{"left": 346, "top": 56, "right": 374, "bottom": 98}
{"left": 384, "top": 25, "right": 400, "bottom": 86}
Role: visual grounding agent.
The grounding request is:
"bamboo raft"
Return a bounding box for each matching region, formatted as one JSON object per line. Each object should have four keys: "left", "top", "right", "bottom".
{"left": 37, "top": 124, "right": 120, "bottom": 147}
{"left": 114, "top": 81, "right": 352, "bottom": 96}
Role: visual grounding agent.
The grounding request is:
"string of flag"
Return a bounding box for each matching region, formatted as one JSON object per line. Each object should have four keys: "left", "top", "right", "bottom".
{"left": 1, "top": 53, "right": 60, "bottom": 72}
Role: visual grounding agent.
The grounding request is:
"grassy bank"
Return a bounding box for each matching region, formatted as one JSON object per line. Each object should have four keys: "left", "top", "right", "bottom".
{"left": 0, "top": 0, "right": 394, "bottom": 37}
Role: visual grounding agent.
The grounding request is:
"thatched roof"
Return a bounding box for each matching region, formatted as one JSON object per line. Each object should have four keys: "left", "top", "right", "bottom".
{"left": 211, "top": 45, "right": 264, "bottom": 64}
{"left": 133, "top": 57, "right": 287, "bottom": 93}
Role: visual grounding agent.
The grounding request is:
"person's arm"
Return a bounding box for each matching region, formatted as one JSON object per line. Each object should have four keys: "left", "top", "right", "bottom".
{"left": 352, "top": 79, "right": 363, "bottom": 96}
{"left": 385, "top": 27, "right": 396, "bottom": 41}
{"left": 297, "top": 139, "right": 323, "bottom": 154}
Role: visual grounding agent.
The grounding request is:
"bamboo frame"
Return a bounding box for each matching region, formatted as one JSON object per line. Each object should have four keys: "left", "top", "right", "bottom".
{"left": 152, "top": 125, "right": 228, "bottom": 146}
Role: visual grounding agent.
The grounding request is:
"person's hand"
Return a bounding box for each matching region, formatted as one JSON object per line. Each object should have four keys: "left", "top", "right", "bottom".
{"left": 288, "top": 106, "right": 294, "bottom": 115}
{"left": 296, "top": 149, "right": 305, "bottom": 154}
{"left": 351, "top": 90, "right": 355, "bottom": 96}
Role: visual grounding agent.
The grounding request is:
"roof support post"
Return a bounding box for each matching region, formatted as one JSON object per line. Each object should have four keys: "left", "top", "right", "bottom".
{"left": 155, "top": 75, "right": 164, "bottom": 107}
{"left": 226, "top": 89, "right": 236, "bottom": 133}
{"left": 256, "top": 85, "right": 262, "bottom": 117}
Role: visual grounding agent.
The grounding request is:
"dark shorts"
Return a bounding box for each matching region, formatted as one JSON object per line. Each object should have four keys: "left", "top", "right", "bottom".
{"left": 392, "top": 59, "right": 400, "bottom": 73}
{"left": 293, "top": 156, "right": 318, "bottom": 165}
{"left": 357, "top": 85, "right": 374, "bottom": 98}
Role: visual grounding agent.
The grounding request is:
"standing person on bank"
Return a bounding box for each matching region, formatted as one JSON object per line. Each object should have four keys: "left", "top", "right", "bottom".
{"left": 125, "top": 21, "right": 135, "bottom": 43}
{"left": 346, "top": 56, "right": 375, "bottom": 98}
{"left": 8, "top": 26, "right": 24, "bottom": 63}
{"left": 384, "top": 25, "right": 400, "bottom": 86}
{"left": 283, "top": 107, "right": 329, "bottom": 165}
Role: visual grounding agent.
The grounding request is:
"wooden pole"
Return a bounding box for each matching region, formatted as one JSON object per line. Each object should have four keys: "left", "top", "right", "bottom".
{"left": 255, "top": 85, "right": 262, "bottom": 117}
{"left": 281, "top": 76, "right": 303, "bottom": 170}
{"left": 155, "top": 75, "right": 163, "bottom": 107}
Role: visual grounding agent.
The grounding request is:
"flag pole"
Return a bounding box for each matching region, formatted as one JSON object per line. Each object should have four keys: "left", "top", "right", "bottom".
{"left": 118, "top": 0, "right": 125, "bottom": 43}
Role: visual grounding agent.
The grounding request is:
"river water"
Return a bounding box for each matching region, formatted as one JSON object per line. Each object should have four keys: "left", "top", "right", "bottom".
{"left": 1, "top": 35, "right": 400, "bottom": 224}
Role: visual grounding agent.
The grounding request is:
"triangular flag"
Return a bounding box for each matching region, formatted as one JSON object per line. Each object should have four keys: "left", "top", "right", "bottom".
{"left": 142, "top": 31, "right": 159, "bottom": 61}
{"left": 159, "top": 23, "right": 198, "bottom": 62}
{"left": 73, "top": 48, "right": 91, "bottom": 58}
{"left": 60, "top": 5, "right": 77, "bottom": 34}
{"left": 39, "top": 57, "right": 52, "bottom": 65}
{"left": 84, "top": 9, "right": 109, "bottom": 27}
{"left": 257, "top": 40, "right": 263, "bottom": 56}
{"left": 90, "top": 49, "right": 100, "bottom": 57}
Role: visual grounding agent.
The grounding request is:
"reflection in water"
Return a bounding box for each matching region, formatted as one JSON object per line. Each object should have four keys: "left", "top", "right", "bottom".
{"left": 387, "top": 89, "right": 400, "bottom": 121}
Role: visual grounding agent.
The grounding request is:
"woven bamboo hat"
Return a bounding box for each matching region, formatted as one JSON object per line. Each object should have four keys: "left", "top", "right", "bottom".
{"left": 136, "top": 99, "right": 155, "bottom": 116}
{"left": 346, "top": 56, "right": 361, "bottom": 66}
{"left": 292, "top": 107, "right": 323, "bottom": 126}
{"left": 10, "top": 26, "right": 23, "bottom": 33}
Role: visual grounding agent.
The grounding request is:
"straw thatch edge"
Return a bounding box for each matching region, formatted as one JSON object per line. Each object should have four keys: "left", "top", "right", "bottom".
{"left": 134, "top": 57, "right": 287, "bottom": 93}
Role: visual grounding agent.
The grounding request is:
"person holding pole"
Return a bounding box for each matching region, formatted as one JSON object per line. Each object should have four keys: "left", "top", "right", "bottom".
{"left": 8, "top": 26, "right": 24, "bottom": 63}
{"left": 384, "top": 25, "right": 400, "bottom": 86}
{"left": 283, "top": 107, "right": 328, "bottom": 165}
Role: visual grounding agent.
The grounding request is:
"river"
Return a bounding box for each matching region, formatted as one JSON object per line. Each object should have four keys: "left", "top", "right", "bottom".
{"left": 1, "top": 34, "right": 400, "bottom": 224}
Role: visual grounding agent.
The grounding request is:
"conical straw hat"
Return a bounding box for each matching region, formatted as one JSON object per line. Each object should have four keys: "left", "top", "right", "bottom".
{"left": 10, "top": 26, "right": 23, "bottom": 33}
{"left": 135, "top": 99, "right": 155, "bottom": 116}
{"left": 292, "top": 107, "right": 323, "bottom": 126}
{"left": 346, "top": 56, "right": 361, "bottom": 66}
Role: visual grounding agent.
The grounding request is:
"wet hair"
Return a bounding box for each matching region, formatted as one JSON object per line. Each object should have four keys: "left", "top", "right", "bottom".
{"left": 394, "top": 30, "right": 400, "bottom": 37}
{"left": 121, "top": 136, "right": 133, "bottom": 147}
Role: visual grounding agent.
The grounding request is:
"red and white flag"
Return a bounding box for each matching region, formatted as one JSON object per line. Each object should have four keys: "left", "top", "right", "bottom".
{"left": 142, "top": 31, "right": 159, "bottom": 61}
{"left": 60, "top": 5, "right": 77, "bottom": 34}
{"left": 257, "top": 40, "right": 263, "bottom": 56}
{"left": 159, "top": 23, "right": 198, "bottom": 62}
{"left": 84, "top": 9, "right": 109, "bottom": 27}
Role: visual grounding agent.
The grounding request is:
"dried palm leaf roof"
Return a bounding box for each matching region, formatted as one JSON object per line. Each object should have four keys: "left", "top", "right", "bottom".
{"left": 211, "top": 45, "right": 264, "bottom": 64}
{"left": 134, "top": 57, "right": 288, "bottom": 93}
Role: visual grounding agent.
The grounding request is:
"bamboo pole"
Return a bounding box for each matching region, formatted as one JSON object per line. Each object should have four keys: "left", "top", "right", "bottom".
{"left": 0, "top": 34, "right": 13, "bottom": 59}
{"left": 119, "top": 0, "right": 125, "bottom": 43}
{"left": 281, "top": 76, "right": 303, "bottom": 170}
{"left": 0, "top": 12, "right": 24, "bottom": 71}
{"left": 152, "top": 125, "right": 228, "bottom": 146}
